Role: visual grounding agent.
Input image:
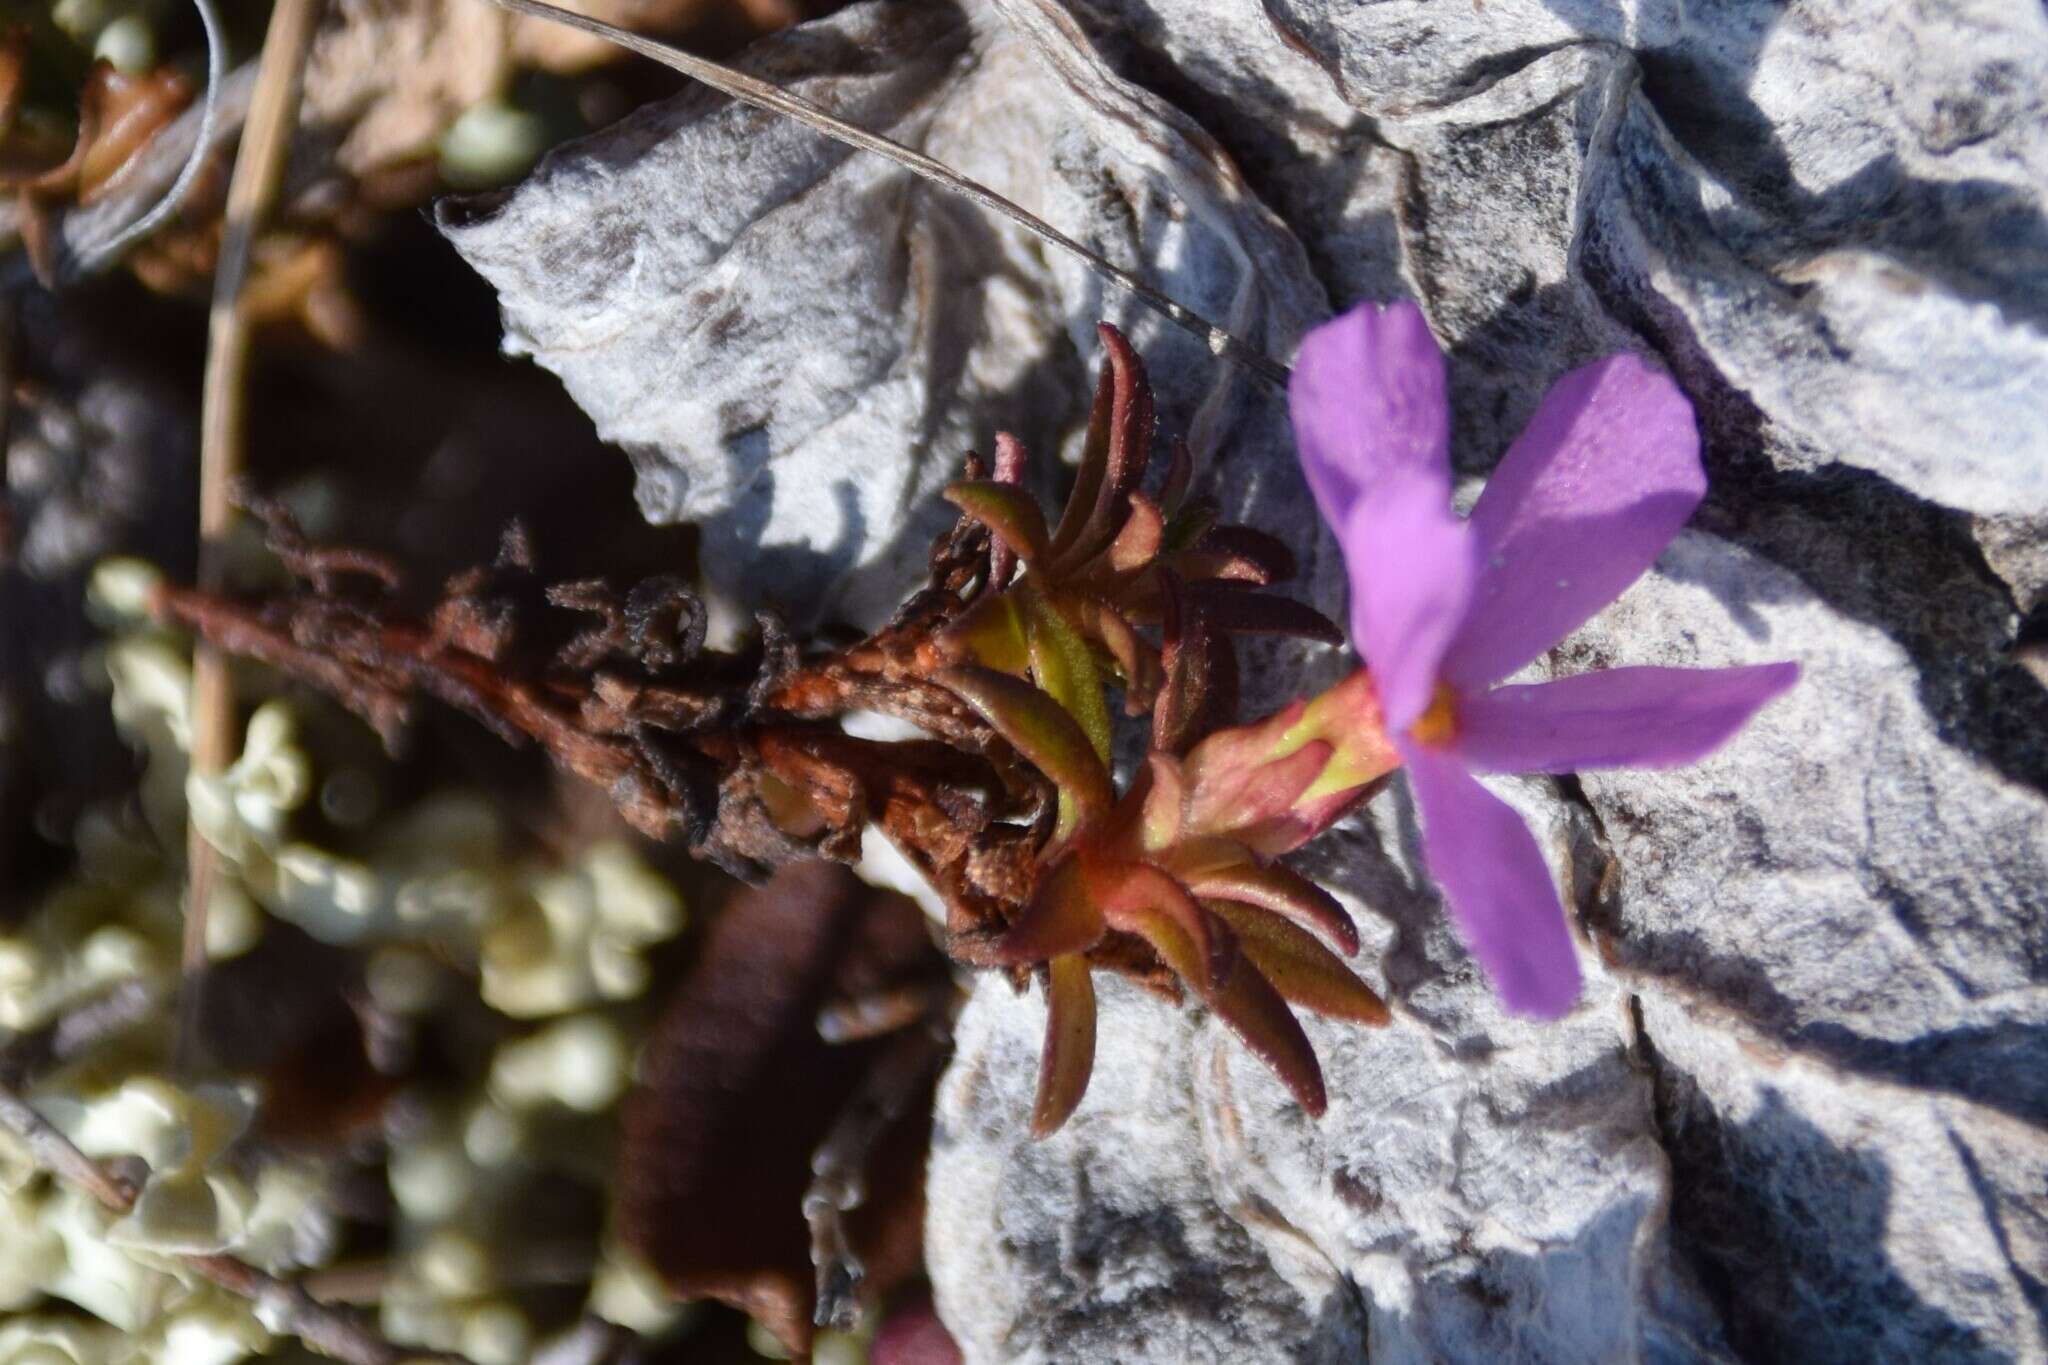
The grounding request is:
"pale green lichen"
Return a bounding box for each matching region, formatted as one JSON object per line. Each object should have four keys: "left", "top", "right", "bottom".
{"left": 0, "top": 579, "right": 857, "bottom": 1361}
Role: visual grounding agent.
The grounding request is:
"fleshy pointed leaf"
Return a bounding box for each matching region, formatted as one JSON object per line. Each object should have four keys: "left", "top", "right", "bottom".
{"left": 1152, "top": 570, "right": 1238, "bottom": 756}
{"left": 1063, "top": 594, "right": 1157, "bottom": 714}
{"left": 941, "top": 592, "right": 1030, "bottom": 674}
{"left": 1048, "top": 331, "right": 1119, "bottom": 562}
{"left": 1157, "top": 834, "right": 1252, "bottom": 881}
{"left": 1185, "top": 584, "right": 1343, "bottom": 644}
{"left": 1182, "top": 526, "right": 1296, "bottom": 584}
{"left": 945, "top": 480, "right": 1051, "bottom": 567}
{"left": 1209, "top": 902, "right": 1389, "bottom": 1026}
{"left": 1050, "top": 324, "right": 1154, "bottom": 575}
{"left": 1021, "top": 588, "right": 1113, "bottom": 767}
{"left": 994, "top": 854, "right": 1107, "bottom": 963}
{"left": 1123, "top": 900, "right": 1326, "bottom": 1116}
{"left": 1103, "top": 862, "right": 1234, "bottom": 988}
{"left": 1208, "top": 955, "right": 1329, "bottom": 1116}
{"left": 1183, "top": 861, "right": 1359, "bottom": 955}
{"left": 1032, "top": 955, "right": 1098, "bottom": 1137}
{"left": 937, "top": 666, "right": 1111, "bottom": 839}
{"left": 1106, "top": 492, "right": 1165, "bottom": 573}
{"left": 1236, "top": 781, "right": 1382, "bottom": 858}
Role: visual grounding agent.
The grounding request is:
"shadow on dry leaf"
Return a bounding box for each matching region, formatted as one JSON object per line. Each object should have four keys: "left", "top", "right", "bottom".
{"left": 617, "top": 860, "right": 947, "bottom": 1356}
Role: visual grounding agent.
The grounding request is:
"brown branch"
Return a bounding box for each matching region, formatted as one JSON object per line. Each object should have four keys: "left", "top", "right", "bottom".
{"left": 0, "top": 1084, "right": 140, "bottom": 1210}
{"left": 0, "top": 1076, "right": 473, "bottom": 1365}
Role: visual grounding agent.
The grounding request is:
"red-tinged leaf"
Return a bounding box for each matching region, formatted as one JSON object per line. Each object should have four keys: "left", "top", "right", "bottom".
{"left": 995, "top": 853, "right": 1107, "bottom": 963}
{"left": 986, "top": 433, "right": 1033, "bottom": 589}
{"left": 1157, "top": 833, "right": 1252, "bottom": 881}
{"left": 992, "top": 430, "right": 1029, "bottom": 485}
{"left": 1238, "top": 782, "right": 1382, "bottom": 858}
{"left": 1152, "top": 570, "right": 1238, "bottom": 756}
{"left": 937, "top": 665, "right": 1111, "bottom": 839}
{"left": 945, "top": 479, "right": 1051, "bottom": 567}
{"left": 1210, "top": 901, "right": 1390, "bottom": 1027}
{"left": 1103, "top": 862, "right": 1234, "bottom": 988}
{"left": 1120, "top": 898, "right": 1327, "bottom": 1116}
{"left": 1047, "top": 330, "right": 1119, "bottom": 560}
{"left": 1293, "top": 667, "right": 1404, "bottom": 792}
{"left": 1032, "top": 954, "right": 1098, "bottom": 1137}
{"left": 1174, "top": 668, "right": 1401, "bottom": 853}
{"left": 1051, "top": 325, "right": 1154, "bottom": 575}
{"left": 1183, "top": 735, "right": 1331, "bottom": 842}
{"left": 1106, "top": 492, "right": 1165, "bottom": 573}
{"left": 1174, "top": 550, "right": 1271, "bottom": 585}
{"left": 1209, "top": 956, "right": 1330, "bottom": 1116}
{"left": 1184, "top": 860, "right": 1360, "bottom": 955}
{"left": 1159, "top": 436, "right": 1193, "bottom": 517}
{"left": 1183, "top": 526, "right": 1297, "bottom": 584}
{"left": 1020, "top": 588, "right": 1113, "bottom": 768}
{"left": 1140, "top": 754, "right": 1184, "bottom": 851}
{"left": 620, "top": 865, "right": 948, "bottom": 1356}
{"left": 1186, "top": 583, "right": 1344, "bottom": 644}
{"left": 941, "top": 592, "right": 1030, "bottom": 674}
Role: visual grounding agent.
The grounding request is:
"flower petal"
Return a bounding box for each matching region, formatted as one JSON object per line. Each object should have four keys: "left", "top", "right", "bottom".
{"left": 1289, "top": 301, "right": 1451, "bottom": 532}
{"left": 1453, "top": 662, "right": 1799, "bottom": 773}
{"left": 1440, "top": 355, "right": 1704, "bottom": 688}
{"left": 1402, "top": 743, "right": 1581, "bottom": 1018}
{"left": 1342, "top": 478, "right": 1478, "bottom": 730}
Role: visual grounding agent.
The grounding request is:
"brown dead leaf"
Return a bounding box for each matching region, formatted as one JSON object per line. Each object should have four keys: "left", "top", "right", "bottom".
{"left": 617, "top": 861, "right": 947, "bottom": 1356}
{"left": 303, "top": 0, "right": 816, "bottom": 177}
{"left": 303, "top": 0, "right": 514, "bottom": 176}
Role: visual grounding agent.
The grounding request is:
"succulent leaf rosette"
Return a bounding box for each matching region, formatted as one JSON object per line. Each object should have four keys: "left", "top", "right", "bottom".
{"left": 948, "top": 302, "right": 1798, "bottom": 1131}
{"left": 151, "top": 304, "right": 1798, "bottom": 1143}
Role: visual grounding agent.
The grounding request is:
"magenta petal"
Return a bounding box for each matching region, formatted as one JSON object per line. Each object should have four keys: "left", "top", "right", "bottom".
{"left": 1289, "top": 301, "right": 1452, "bottom": 534}
{"left": 1401, "top": 742, "right": 1581, "bottom": 1018}
{"left": 1453, "top": 662, "right": 1799, "bottom": 774}
{"left": 1440, "top": 355, "right": 1705, "bottom": 689}
{"left": 1341, "top": 477, "right": 1478, "bottom": 731}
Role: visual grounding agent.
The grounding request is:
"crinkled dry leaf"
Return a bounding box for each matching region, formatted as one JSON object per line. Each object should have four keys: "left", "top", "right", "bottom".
{"left": 617, "top": 862, "right": 946, "bottom": 1355}
{"left": 440, "top": 0, "right": 1335, "bottom": 629}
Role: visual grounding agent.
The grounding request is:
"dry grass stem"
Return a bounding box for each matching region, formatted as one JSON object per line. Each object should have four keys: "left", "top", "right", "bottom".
{"left": 470, "top": 0, "right": 1292, "bottom": 388}
{"left": 186, "top": 0, "right": 326, "bottom": 1052}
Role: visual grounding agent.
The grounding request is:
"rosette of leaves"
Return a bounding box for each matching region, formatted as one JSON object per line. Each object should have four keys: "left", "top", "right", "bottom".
{"left": 938, "top": 324, "right": 1339, "bottom": 765}
{"left": 933, "top": 332, "right": 1394, "bottom": 1134}
{"left": 943, "top": 628, "right": 1400, "bottom": 1133}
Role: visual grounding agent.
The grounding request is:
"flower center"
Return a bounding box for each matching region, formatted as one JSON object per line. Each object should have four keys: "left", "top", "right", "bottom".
{"left": 1409, "top": 683, "right": 1460, "bottom": 747}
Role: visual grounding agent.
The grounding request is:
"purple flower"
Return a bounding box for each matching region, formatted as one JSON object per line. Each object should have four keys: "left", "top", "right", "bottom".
{"left": 1289, "top": 301, "right": 1798, "bottom": 1018}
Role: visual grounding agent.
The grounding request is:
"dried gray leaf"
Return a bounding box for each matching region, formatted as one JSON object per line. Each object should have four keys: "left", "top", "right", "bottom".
{"left": 439, "top": 0, "right": 1332, "bottom": 630}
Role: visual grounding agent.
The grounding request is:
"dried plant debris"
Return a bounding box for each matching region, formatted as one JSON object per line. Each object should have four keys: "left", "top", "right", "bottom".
{"left": 2, "top": 0, "right": 825, "bottom": 298}
{"left": 0, "top": 565, "right": 714, "bottom": 1361}
{"left": 618, "top": 861, "right": 947, "bottom": 1357}
{"left": 439, "top": 0, "right": 1332, "bottom": 630}
{"left": 149, "top": 328, "right": 1398, "bottom": 1140}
